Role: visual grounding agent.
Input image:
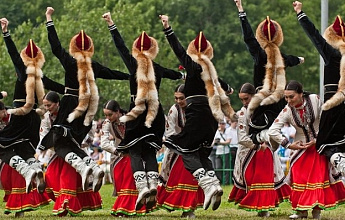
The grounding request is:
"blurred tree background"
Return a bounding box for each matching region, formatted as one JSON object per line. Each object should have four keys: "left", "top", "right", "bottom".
{"left": 0, "top": 0, "right": 344, "bottom": 119}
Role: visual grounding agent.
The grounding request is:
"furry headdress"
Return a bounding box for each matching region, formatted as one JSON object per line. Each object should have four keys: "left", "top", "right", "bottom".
{"left": 186, "top": 32, "right": 235, "bottom": 121}
{"left": 119, "top": 31, "right": 159, "bottom": 128}
{"left": 8, "top": 39, "right": 46, "bottom": 116}
{"left": 67, "top": 30, "right": 99, "bottom": 126}
{"left": 322, "top": 15, "right": 345, "bottom": 111}
{"left": 247, "top": 16, "right": 285, "bottom": 115}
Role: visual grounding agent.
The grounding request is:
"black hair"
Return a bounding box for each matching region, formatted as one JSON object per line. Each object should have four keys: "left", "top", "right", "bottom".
{"left": 103, "top": 100, "right": 120, "bottom": 112}
{"left": 285, "top": 80, "right": 303, "bottom": 94}
{"left": 239, "top": 83, "right": 255, "bottom": 95}
{"left": 44, "top": 91, "right": 60, "bottom": 103}
{"left": 174, "top": 84, "right": 185, "bottom": 94}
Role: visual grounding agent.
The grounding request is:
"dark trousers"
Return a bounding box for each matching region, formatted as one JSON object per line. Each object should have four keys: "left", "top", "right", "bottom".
{"left": 181, "top": 147, "right": 213, "bottom": 174}
{"left": 0, "top": 141, "right": 36, "bottom": 164}
{"left": 54, "top": 137, "right": 88, "bottom": 160}
{"left": 129, "top": 141, "right": 158, "bottom": 173}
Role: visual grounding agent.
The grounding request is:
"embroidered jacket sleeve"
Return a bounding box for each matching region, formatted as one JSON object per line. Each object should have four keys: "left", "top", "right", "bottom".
{"left": 46, "top": 21, "right": 75, "bottom": 69}
{"left": 163, "top": 26, "right": 201, "bottom": 78}
{"left": 165, "top": 105, "right": 179, "bottom": 138}
{"left": 268, "top": 107, "right": 291, "bottom": 148}
{"left": 100, "top": 119, "right": 117, "bottom": 154}
{"left": 3, "top": 32, "right": 26, "bottom": 82}
{"left": 39, "top": 112, "right": 52, "bottom": 142}
{"left": 237, "top": 108, "right": 257, "bottom": 149}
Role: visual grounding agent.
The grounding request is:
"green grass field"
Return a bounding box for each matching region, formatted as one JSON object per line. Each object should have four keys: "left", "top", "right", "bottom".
{"left": 1, "top": 184, "right": 345, "bottom": 219}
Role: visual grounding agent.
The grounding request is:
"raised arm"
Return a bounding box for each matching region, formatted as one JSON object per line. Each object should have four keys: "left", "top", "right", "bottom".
{"left": 159, "top": 15, "right": 199, "bottom": 77}
{"left": 292, "top": 1, "right": 336, "bottom": 65}
{"left": 102, "top": 12, "right": 137, "bottom": 75}
{"left": 1, "top": 18, "right": 26, "bottom": 81}
{"left": 233, "top": 0, "right": 263, "bottom": 65}
{"left": 45, "top": 7, "right": 73, "bottom": 67}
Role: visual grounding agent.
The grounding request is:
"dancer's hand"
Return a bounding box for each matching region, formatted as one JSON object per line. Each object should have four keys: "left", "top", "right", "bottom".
{"left": 102, "top": 12, "right": 114, "bottom": 26}
{"left": 159, "top": 15, "right": 169, "bottom": 29}
{"left": 292, "top": 1, "right": 302, "bottom": 14}
{"left": 46, "top": 7, "right": 54, "bottom": 22}
{"left": 0, "top": 18, "right": 9, "bottom": 33}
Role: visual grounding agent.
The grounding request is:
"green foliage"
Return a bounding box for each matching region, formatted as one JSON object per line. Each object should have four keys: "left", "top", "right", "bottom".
{"left": 1, "top": 0, "right": 345, "bottom": 115}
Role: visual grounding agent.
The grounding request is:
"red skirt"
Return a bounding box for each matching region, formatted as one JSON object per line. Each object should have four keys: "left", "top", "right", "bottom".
{"left": 290, "top": 145, "right": 345, "bottom": 211}
{"left": 0, "top": 163, "right": 51, "bottom": 214}
{"left": 111, "top": 156, "right": 149, "bottom": 216}
{"left": 157, "top": 156, "right": 204, "bottom": 212}
{"left": 45, "top": 156, "right": 102, "bottom": 216}
{"left": 228, "top": 149, "right": 291, "bottom": 212}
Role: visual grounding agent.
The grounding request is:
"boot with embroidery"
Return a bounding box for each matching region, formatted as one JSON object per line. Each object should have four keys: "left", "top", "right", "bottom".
{"left": 65, "top": 152, "right": 92, "bottom": 191}
{"left": 9, "top": 155, "right": 36, "bottom": 193}
{"left": 27, "top": 158, "right": 46, "bottom": 193}
{"left": 193, "top": 168, "right": 218, "bottom": 210}
{"left": 134, "top": 171, "right": 150, "bottom": 210}
{"left": 146, "top": 171, "right": 158, "bottom": 209}
{"left": 330, "top": 153, "right": 345, "bottom": 175}
{"left": 207, "top": 170, "right": 223, "bottom": 210}
{"left": 83, "top": 156, "right": 105, "bottom": 192}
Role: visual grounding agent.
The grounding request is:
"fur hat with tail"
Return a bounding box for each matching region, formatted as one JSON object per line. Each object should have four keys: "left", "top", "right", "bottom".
{"left": 119, "top": 32, "right": 159, "bottom": 128}
{"left": 247, "top": 17, "right": 285, "bottom": 116}
{"left": 8, "top": 39, "right": 46, "bottom": 116}
{"left": 67, "top": 30, "right": 98, "bottom": 126}
{"left": 187, "top": 32, "right": 236, "bottom": 121}
{"left": 322, "top": 15, "right": 345, "bottom": 111}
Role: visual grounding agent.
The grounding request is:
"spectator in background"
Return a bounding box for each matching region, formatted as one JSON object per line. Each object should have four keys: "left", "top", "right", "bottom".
{"left": 228, "top": 118, "right": 238, "bottom": 180}
{"left": 213, "top": 120, "right": 232, "bottom": 185}
{"left": 278, "top": 122, "right": 295, "bottom": 174}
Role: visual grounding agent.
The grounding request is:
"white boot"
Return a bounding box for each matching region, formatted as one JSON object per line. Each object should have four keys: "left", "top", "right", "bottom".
{"left": 193, "top": 168, "right": 218, "bottom": 210}
{"left": 27, "top": 158, "right": 46, "bottom": 194}
{"left": 9, "top": 155, "right": 36, "bottom": 193}
{"left": 65, "top": 152, "right": 92, "bottom": 191}
{"left": 330, "top": 153, "right": 345, "bottom": 175}
{"left": 83, "top": 157, "right": 105, "bottom": 192}
{"left": 207, "top": 170, "right": 223, "bottom": 211}
{"left": 134, "top": 171, "right": 150, "bottom": 210}
{"left": 146, "top": 171, "right": 158, "bottom": 209}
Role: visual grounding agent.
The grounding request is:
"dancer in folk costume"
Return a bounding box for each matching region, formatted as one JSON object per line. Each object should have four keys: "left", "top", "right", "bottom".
{"left": 160, "top": 14, "right": 236, "bottom": 211}
{"left": 292, "top": 1, "right": 345, "bottom": 185}
{"left": 157, "top": 84, "right": 204, "bottom": 219}
{"left": 0, "top": 17, "right": 55, "bottom": 217}
{"left": 233, "top": 0, "right": 304, "bottom": 117}
{"left": 41, "top": 7, "right": 129, "bottom": 195}
{"left": 268, "top": 80, "right": 345, "bottom": 219}
{"left": 101, "top": 100, "right": 147, "bottom": 217}
{"left": 0, "top": 17, "right": 49, "bottom": 194}
{"left": 102, "top": 12, "right": 184, "bottom": 211}
{"left": 228, "top": 1, "right": 304, "bottom": 216}
{"left": 0, "top": 95, "right": 50, "bottom": 218}
{"left": 39, "top": 91, "right": 102, "bottom": 216}
{"left": 228, "top": 83, "right": 291, "bottom": 217}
